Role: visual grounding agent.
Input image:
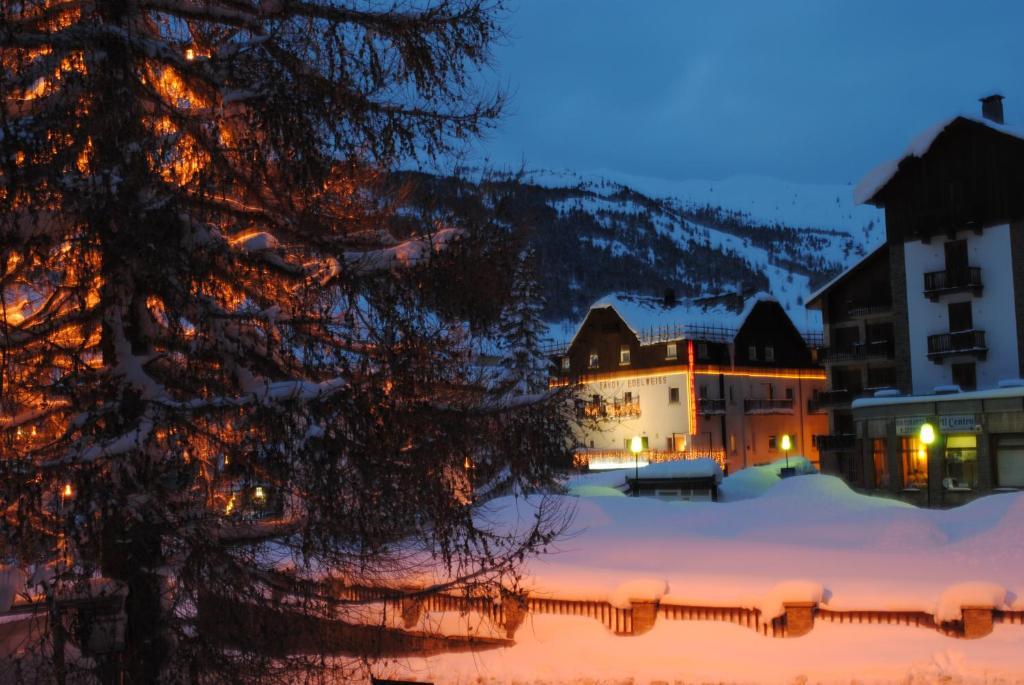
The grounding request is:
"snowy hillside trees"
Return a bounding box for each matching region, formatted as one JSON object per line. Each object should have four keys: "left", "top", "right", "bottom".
{"left": 0, "top": 1, "right": 573, "bottom": 682}
{"left": 498, "top": 249, "right": 549, "bottom": 394}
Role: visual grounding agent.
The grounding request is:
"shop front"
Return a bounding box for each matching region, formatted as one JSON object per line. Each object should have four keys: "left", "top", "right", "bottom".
{"left": 851, "top": 389, "right": 1024, "bottom": 507}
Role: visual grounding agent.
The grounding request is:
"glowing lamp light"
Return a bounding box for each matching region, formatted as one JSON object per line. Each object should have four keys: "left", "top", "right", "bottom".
{"left": 780, "top": 434, "right": 792, "bottom": 451}
{"left": 629, "top": 436, "right": 644, "bottom": 454}
{"left": 919, "top": 422, "right": 936, "bottom": 446}
{"left": 62, "top": 484, "right": 73, "bottom": 498}
{"left": 253, "top": 486, "right": 266, "bottom": 501}
{"left": 185, "top": 47, "right": 195, "bottom": 61}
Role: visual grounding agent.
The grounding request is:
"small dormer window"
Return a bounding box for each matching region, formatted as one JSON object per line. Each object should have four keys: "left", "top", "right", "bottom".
{"left": 588, "top": 351, "right": 599, "bottom": 368}
{"left": 666, "top": 342, "right": 677, "bottom": 360}
{"left": 748, "top": 345, "right": 758, "bottom": 361}
{"left": 561, "top": 356, "right": 570, "bottom": 371}
{"left": 619, "top": 345, "right": 631, "bottom": 365}
{"left": 765, "top": 346, "right": 775, "bottom": 362}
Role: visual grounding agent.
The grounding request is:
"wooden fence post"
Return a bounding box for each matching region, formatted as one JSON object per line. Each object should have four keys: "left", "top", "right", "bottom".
{"left": 783, "top": 601, "right": 816, "bottom": 637}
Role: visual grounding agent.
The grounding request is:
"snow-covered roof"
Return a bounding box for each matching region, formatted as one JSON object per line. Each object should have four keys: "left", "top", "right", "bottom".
{"left": 804, "top": 242, "right": 887, "bottom": 309}
{"left": 569, "top": 291, "right": 778, "bottom": 348}
{"left": 852, "top": 383, "right": 1024, "bottom": 409}
{"left": 854, "top": 115, "right": 1024, "bottom": 206}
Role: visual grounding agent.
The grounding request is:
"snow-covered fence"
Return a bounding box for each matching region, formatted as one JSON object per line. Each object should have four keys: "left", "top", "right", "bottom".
{"left": 332, "top": 585, "right": 1024, "bottom": 642}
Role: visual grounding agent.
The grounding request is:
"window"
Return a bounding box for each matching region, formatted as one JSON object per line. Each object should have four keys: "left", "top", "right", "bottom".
{"left": 698, "top": 342, "right": 708, "bottom": 359}
{"left": 588, "top": 351, "right": 599, "bottom": 368}
{"left": 768, "top": 435, "right": 777, "bottom": 450}
{"left": 952, "top": 362, "right": 976, "bottom": 391}
{"left": 729, "top": 386, "right": 735, "bottom": 404}
{"left": 698, "top": 384, "right": 708, "bottom": 399}
{"left": 561, "top": 356, "right": 570, "bottom": 371}
{"left": 871, "top": 438, "right": 888, "bottom": 488}
{"left": 901, "top": 437, "right": 927, "bottom": 489}
{"left": 623, "top": 391, "right": 632, "bottom": 404}
{"left": 945, "top": 238, "right": 969, "bottom": 273}
{"left": 671, "top": 433, "right": 686, "bottom": 451}
{"left": 748, "top": 345, "right": 758, "bottom": 361}
{"left": 765, "top": 346, "right": 775, "bottom": 362}
{"left": 785, "top": 387, "right": 794, "bottom": 400}
{"left": 729, "top": 434, "right": 737, "bottom": 455}
{"left": 668, "top": 387, "right": 680, "bottom": 404}
{"left": 944, "top": 434, "right": 978, "bottom": 489}
{"left": 619, "top": 345, "right": 631, "bottom": 365}
{"left": 994, "top": 434, "right": 1024, "bottom": 488}
{"left": 948, "top": 301, "right": 973, "bottom": 332}
{"left": 666, "top": 342, "right": 677, "bottom": 360}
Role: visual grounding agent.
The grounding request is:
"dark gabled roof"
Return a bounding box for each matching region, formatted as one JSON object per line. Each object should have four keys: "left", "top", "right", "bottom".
{"left": 804, "top": 243, "right": 888, "bottom": 310}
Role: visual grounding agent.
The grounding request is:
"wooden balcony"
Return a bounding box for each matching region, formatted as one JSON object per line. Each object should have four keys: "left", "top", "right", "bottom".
{"left": 743, "top": 398, "right": 794, "bottom": 414}
{"left": 820, "top": 340, "right": 894, "bottom": 364}
{"left": 923, "top": 267, "right": 982, "bottom": 300}
{"left": 807, "top": 389, "right": 852, "bottom": 413}
{"left": 927, "top": 329, "right": 987, "bottom": 362}
{"left": 847, "top": 300, "right": 892, "bottom": 318}
{"left": 814, "top": 434, "right": 856, "bottom": 453}
{"left": 582, "top": 397, "right": 641, "bottom": 419}
{"left": 697, "top": 397, "right": 726, "bottom": 415}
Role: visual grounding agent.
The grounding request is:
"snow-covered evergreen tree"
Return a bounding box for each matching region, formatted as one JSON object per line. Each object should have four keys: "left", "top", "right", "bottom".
{"left": 0, "top": 1, "right": 573, "bottom": 682}
{"left": 498, "top": 249, "right": 550, "bottom": 395}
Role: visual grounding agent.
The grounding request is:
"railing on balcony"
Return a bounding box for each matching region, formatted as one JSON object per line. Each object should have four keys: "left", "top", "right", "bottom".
{"left": 582, "top": 397, "right": 641, "bottom": 419}
{"left": 697, "top": 397, "right": 726, "bottom": 415}
{"left": 866, "top": 367, "right": 898, "bottom": 390}
{"left": 814, "top": 434, "right": 856, "bottom": 452}
{"left": 926, "top": 330, "right": 988, "bottom": 362}
{"left": 743, "top": 398, "right": 794, "bottom": 414}
{"left": 923, "top": 267, "right": 982, "bottom": 299}
{"left": 847, "top": 300, "right": 892, "bottom": 318}
{"left": 820, "top": 340, "right": 894, "bottom": 364}
{"left": 807, "top": 389, "right": 852, "bottom": 413}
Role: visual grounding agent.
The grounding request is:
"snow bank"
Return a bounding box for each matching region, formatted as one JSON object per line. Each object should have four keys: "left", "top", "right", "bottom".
{"left": 758, "top": 580, "right": 825, "bottom": 619}
{"left": 934, "top": 582, "right": 1010, "bottom": 623}
{"left": 565, "top": 484, "right": 625, "bottom": 498}
{"left": 717, "top": 455, "right": 817, "bottom": 501}
{"left": 607, "top": 578, "right": 667, "bottom": 609}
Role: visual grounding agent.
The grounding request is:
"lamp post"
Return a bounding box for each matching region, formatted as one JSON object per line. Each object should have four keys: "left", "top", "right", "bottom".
{"left": 919, "top": 422, "right": 936, "bottom": 507}
{"left": 630, "top": 435, "right": 644, "bottom": 497}
{"left": 781, "top": 433, "right": 792, "bottom": 469}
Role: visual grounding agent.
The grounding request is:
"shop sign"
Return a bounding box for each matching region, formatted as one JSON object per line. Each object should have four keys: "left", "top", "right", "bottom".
{"left": 895, "top": 415, "right": 980, "bottom": 436}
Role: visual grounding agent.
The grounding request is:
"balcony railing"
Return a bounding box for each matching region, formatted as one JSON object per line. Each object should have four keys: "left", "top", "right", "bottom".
{"left": 743, "top": 398, "right": 794, "bottom": 414}
{"left": 814, "top": 434, "right": 856, "bottom": 452}
{"left": 807, "top": 389, "right": 852, "bottom": 413}
{"left": 923, "top": 267, "right": 982, "bottom": 300}
{"left": 582, "top": 397, "right": 641, "bottom": 419}
{"left": 820, "top": 340, "right": 894, "bottom": 364}
{"left": 697, "top": 397, "right": 726, "bottom": 415}
{"left": 926, "top": 329, "right": 987, "bottom": 362}
{"left": 847, "top": 300, "right": 892, "bottom": 318}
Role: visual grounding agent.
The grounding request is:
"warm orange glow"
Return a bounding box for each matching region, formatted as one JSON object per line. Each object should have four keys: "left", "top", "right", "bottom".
{"left": 185, "top": 48, "right": 196, "bottom": 61}
{"left": 62, "top": 484, "right": 73, "bottom": 498}
{"left": 551, "top": 365, "right": 826, "bottom": 387}
{"left": 686, "top": 340, "right": 697, "bottom": 436}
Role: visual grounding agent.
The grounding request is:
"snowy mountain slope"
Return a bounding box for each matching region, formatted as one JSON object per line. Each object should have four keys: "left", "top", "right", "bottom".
{"left": 393, "top": 169, "right": 884, "bottom": 333}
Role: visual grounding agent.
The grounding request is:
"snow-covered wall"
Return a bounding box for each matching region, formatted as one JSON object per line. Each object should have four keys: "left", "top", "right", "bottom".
{"left": 903, "top": 225, "right": 1019, "bottom": 394}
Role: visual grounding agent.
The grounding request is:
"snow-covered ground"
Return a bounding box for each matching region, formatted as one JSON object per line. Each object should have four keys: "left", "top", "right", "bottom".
{"left": 384, "top": 463, "right": 1024, "bottom": 684}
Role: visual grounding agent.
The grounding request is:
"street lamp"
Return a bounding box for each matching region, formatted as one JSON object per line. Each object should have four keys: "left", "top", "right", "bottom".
{"left": 630, "top": 435, "right": 644, "bottom": 497}
{"left": 780, "top": 433, "right": 792, "bottom": 469}
{"left": 919, "top": 422, "right": 936, "bottom": 505}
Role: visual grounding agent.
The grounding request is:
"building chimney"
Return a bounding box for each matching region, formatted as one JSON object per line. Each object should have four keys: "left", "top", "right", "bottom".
{"left": 980, "top": 94, "right": 1004, "bottom": 125}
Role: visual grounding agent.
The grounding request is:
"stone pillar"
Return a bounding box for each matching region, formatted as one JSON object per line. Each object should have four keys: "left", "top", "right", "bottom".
{"left": 783, "top": 602, "right": 816, "bottom": 637}
{"left": 502, "top": 596, "right": 528, "bottom": 639}
{"left": 962, "top": 606, "right": 994, "bottom": 639}
{"left": 630, "top": 600, "right": 659, "bottom": 636}
{"left": 400, "top": 597, "right": 423, "bottom": 630}
{"left": 975, "top": 423, "right": 993, "bottom": 491}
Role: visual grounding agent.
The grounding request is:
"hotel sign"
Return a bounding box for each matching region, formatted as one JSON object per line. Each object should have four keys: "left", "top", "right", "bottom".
{"left": 895, "top": 415, "right": 981, "bottom": 436}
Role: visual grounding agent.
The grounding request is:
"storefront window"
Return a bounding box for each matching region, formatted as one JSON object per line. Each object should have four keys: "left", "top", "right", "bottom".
{"left": 872, "top": 438, "right": 888, "bottom": 488}
{"left": 994, "top": 434, "right": 1024, "bottom": 488}
{"left": 901, "top": 437, "right": 927, "bottom": 489}
{"left": 944, "top": 435, "right": 978, "bottom": 489}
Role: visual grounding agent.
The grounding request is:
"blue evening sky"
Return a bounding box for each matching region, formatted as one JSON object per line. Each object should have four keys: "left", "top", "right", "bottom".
{"left": 471, "top": 1, "right": 1024, "bottom": 185}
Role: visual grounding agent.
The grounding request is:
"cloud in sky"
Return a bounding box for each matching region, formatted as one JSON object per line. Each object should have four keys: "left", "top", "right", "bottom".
{"left": 470, "top": 0, "right": 1024, "bottom": 185}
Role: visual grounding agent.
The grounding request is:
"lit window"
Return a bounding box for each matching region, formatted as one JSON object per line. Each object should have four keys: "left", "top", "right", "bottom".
{"left": 561, "top": 356, "right": 570, "bottom": 371}
{"left": 944, "top": 435, "right": 978, "bottom": 489}
{"left": 748, "top": 345, "right": 758, "bottom": 361}
{"left": 765, "top": 346, "right": 775, "bottom": 362}
{"left": 666, "top": 342, "right": 677, "bottom": 359}
{"left": 588, "top": 351, "right": 599, "bottom": 368}
{"left": 901, "top": 437, "right": 927, "bottom": 489}
{"left": 619, "top": 345, "right": 631, "bottom": 365}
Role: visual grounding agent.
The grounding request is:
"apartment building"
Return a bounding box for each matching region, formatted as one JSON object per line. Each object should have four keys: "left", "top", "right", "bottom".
{"left": 821, "top": 95, "right": 1024, "bottom": 506}
{"left": 552, "top": 292, "right": 827, "bottom": 474}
